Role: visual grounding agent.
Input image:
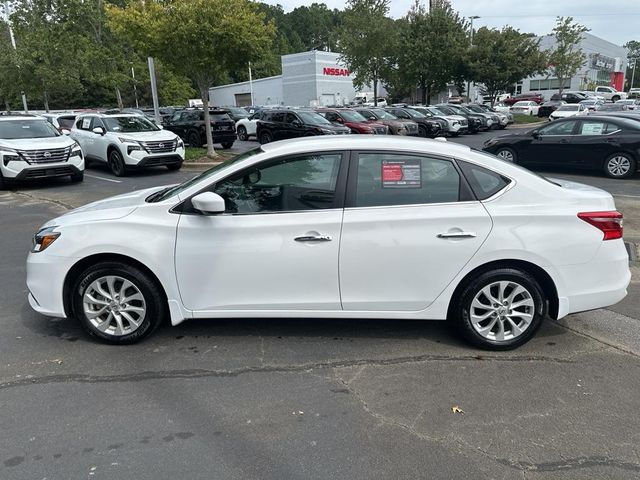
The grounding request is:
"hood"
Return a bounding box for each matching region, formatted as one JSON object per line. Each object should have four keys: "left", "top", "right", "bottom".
{"left": 42, "top": 185, "right": 172, "bottom": 228}
{"left": 116, "top": 131, "right": 179, "bottom": 142}
{"left": 316, "top": 124, "right": 350, "bottom": 133}
{"left": 551, "top": 110, "right": 579, "bottom": 117}
{"left": 0, "top": 135, "right": 75, "bottom": 150}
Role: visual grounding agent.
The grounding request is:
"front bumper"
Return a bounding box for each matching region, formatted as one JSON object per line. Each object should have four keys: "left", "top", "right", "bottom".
{"left": 27, "top": 252, "right": 78, "bottom": 318}
{"left": 2, "top": 156, "right": 84, "bottom": 180}
{"left": 124, "top": 146, "right": 185, "bottom": 167}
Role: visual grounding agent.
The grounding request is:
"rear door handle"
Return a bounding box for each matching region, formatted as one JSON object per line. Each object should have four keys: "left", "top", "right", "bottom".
{"left": 295, "top": 235, "right": 332, "bottom": 242}
{"left": 437, "top": 232, "right": 477, "bottom": 239}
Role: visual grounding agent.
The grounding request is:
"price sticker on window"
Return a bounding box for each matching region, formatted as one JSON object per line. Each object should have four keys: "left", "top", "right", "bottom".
{"left": 381, "top": 159, "right": 421, "bottom": 188}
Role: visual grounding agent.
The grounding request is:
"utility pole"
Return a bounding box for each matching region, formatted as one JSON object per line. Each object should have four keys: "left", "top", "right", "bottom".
{"left": 148, "top": 57, "right": 161, "bottom": 124}
{"left": 248, "top": 62, "right": 254, "bottom": 106}
{"left": 131, "top": 63, "right": 139, "bottom": 109}
{"left": 466, "top": 15, "right": 480, "bottom": 103}
{"left": 3, "top": 0, "right": 28, "bottom": 112}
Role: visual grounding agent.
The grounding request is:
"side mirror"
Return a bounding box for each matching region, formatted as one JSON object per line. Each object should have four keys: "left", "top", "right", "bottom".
{"left": 92, "top": 126, "right": 105, "bottom": 135}
{"left": 191, "top": 192, "right": 226, "bottom": 215}
{"left": 157, "top": 124, "right": 164, "bottom": 130}
{"left": 532, "top": 131, "right": 540, "bottom": 139}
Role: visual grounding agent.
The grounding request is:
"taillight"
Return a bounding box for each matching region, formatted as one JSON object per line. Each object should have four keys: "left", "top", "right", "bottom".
{"left": 578, "top": 211, "right": 623, "bottom": 240}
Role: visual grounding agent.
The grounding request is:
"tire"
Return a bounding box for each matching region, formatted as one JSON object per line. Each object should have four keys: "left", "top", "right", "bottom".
{"left": 0, "top": 171, "right": 6, "bottom": 190}
{"left": 71, "top": 261, "right": 166, "bottom": 344}
{"left": 604, "top": 153, "right": 636, "bottom": 179}
{"left": 166, "top": 163, "right": 182, "bottom": 171}
{"left": 188, "top": 131, "right": 202, "bottom": 148}
{"left": 70, "top": 171, "right": 84, "bottom": 183}
{"left": 450, "top": 268, "right": 546, "bottom": 350}
{"left": 259, "top": 131, "right": 272, "bottom": 145}
{"left": 495, "top": 147, "right": 517, "bottom": 163}
{"left": 418, "top": 125, "right": 428, "bottom": 138}
{"left": 221, "top": 142, "right": 234, "bottom": 149}
{"left": 612, "top": 95, "right": 620, "bottom": 103}
{"left": 237, "top": 125, "right": 248, "bottom": 141}
{"left": 108, "top": 149, "right": 127, "bottom": 177}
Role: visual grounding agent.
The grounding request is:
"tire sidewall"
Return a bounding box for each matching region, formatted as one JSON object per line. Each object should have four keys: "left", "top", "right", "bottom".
{"left": 496, "top": 147, "right": 517, "bottom": 163}
{"left": 454, "top": 269, "right": 546, "bottom": 350}
{"left": 108, "top": 150, "right": 125, "bottom": 177}
{"left": 604, "top": 153, "right": 635, "bottom": 179}
{"left": 188, "top": 131, "right": 202, "bottom": 148}
{"left": 72, "top": 262, "right": 164, "bottom": 344}
{"left": 237, "top": 125, "right": 247, "bottom": 141}
{"left": 259, "top": 131, "right": 272, "bottom": 144}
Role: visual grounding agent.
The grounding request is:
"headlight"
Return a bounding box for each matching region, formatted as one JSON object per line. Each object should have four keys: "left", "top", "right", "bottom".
{"left": 69, "top": 143, "right": 83, "bottom": 158}
{"left": 177, "top": 138, "right": 184, "bottom": 148}
{"left": 484, "top": 138, "right": 498, "bottom": 147}
{"left": 1, "top": 147, "right": 22, "bottom": 165}
{"left": 32, "top": 226, "right": 60, "bottom": 253}
{"left": 319, "top": 128, "right": 336, "bottom": 134}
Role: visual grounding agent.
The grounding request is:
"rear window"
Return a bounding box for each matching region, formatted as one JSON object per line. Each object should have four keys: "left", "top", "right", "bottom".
{"left": 458, "top": 161, "right": 511, "bottom": 200}
{"left": 58, "top": 116, "right": 76, "bottom": 128}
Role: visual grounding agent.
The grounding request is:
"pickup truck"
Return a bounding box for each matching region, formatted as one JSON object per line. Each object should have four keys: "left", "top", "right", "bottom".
{"left": 503, "top": 93, "right": 544, "bottom": 106}
{"left": 587, "top": 86, "right": 627, "bottom": 102}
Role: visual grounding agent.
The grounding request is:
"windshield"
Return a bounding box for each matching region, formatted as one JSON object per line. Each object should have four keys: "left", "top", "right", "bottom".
{"left": 149, "top": 148, "right": 263, "bottom": 203}
{"left": 370, "top": 109, "right": 397, "bottom": 120}
{"left": 226, "top": 108, "right": 248, "bottom": 117}
{"left": 404, "top": 109, "right": 425, "bottom": 118}
{"left": 435, "top": 106, "right": 456, "bottom": 115}
{"left": 298, "top": 111, "right": 331, "bottom": 125}
{"left": 103, "top": 116, "right": 159, "bottom": 132}
{"left": 456, "top": 106, "right": 474, "bottom": 114}
{"left": 465, "top": 105, "right": 484, "bottom": 113}
{"left": 557, "top": 105, "right": 579, "bottom": 111}
{"left": 340, "top": 110, "right": 367, "bottom": 122}
{"left": 0, "top": 119, "right": 61, "bottom": 139}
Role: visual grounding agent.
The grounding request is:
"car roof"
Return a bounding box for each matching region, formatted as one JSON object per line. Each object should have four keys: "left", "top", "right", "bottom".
{"left": 0, "top": 115, "right": 42, "bottom": 121}
{"left": 259, "top": 135, "right": 470, "bottom": 157}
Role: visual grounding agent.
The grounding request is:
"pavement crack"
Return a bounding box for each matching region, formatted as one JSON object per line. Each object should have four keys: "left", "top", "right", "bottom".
{"left": 0, "top": 352, "right": 578, "bottom": 390}
{"left": 11, "top": 191, "right": 74, "bottom": 211}
{"left": 496, "top": 456, "right": 640, "bottom": 473}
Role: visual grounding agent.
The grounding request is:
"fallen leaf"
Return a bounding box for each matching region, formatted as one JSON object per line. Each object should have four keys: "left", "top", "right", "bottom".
{"left": 451, "top": 406, "right": 465, "bottom": 414}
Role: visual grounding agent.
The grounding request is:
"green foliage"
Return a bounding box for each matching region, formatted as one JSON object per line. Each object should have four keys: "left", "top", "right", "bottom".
{"left": 467, "top": 27, "right": 545, "bottom": 106}
{"left": 546, "top": 17, "right": 590, "bottom": 96}
{"left": 338, "top": 0, "right": 397, "bottom": 105}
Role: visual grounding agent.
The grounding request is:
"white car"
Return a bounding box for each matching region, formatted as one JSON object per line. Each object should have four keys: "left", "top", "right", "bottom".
{"left": 549, "top": 104, "right": 588, "bottom": 120}
{"left": 591, "top": 86, "right": 627, "bottom": 103}
{"left": 492, "top": 103, "right": 511, "bottom": 114}
{"left": 510, "top": 101, "right": 539, "bottom": 116}
{"left": 41, "top": 112, "right": 77, "bottom": 134}
{"left": 0, "top": 115, "right": 84, "bottom": 189}
{"left": 70, "top": 113, "right": 185, "bottom": 177}
{"left": 26, "top": 136, "right": 630, "bottom": 350}
{"left": 235, "top": 110, "right": 264, "bottom": 141}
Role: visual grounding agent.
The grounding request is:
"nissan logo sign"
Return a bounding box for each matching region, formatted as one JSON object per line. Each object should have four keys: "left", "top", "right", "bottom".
{"left": 159, "top": 143, "right": 164, "bottom": 149}
{"left": 43, "top": 151, "right": 51, "bottom": 158}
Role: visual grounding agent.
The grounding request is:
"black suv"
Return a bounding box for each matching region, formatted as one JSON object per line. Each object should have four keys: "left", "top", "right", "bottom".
{"left": 218, "top": 106, "right": 250, "bottom": 122}
{"left": 164, "top": 109, "right": 236, "bottom": 149}
{"left": 256, "top": 109, "right": 350, "bottom": 144}
{"left": 384, "top": 107, "right": 442, "bottom": 137}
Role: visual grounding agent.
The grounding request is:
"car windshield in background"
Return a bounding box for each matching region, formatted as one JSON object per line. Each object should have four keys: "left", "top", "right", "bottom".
{"left": 370, "top": 109, "right": 397, "bottom": 120}
{"left": 0, "top": 119, "right": 60, "bottom": 139}
{"left": 339, "top": 110, "right": 367, "bottom": 122}
{"left": 465, "top": 105, "right": 484, "bottom": 113}
{"left": 297, "top": 111, "right": 331, "bottom": 125}
{"left": 557, "top": 105, "right": 579, "bottom": 111}
{"left": 404, "top": 109, "right": 425, "bottom": 118}
{"left": 209, "top": 113, "right": 232, "bottom": 122}
{"left": 434, "top": 107, "right": 455, "bottom": 116}
{"left": 226, "top": 108, "right": 248, "bottom": 117}
{"left": 513, "top": 102, "right": 531, "bottom": 107}
{"left": 57, "top": 117, "right": 76, "bottom": 128}
{"left": 103, "top": 116, "right": 159, "bottom": 132}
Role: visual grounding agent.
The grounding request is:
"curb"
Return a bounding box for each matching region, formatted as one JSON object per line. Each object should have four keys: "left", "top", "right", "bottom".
{"left": 509, "top": 121, "right": 545, "bottom": 129}
{"left": 181, "top": 161, "right": 223, "bottom": 170}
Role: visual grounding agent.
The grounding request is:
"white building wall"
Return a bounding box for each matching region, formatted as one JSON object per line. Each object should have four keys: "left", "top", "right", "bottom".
{"left": 209, "top": 75, "right": 283, "bottom": 107}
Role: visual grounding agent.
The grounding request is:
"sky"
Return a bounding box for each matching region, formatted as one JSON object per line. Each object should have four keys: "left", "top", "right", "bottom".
{"left": 263, "top": 0, "right": 639, "bottom": 47}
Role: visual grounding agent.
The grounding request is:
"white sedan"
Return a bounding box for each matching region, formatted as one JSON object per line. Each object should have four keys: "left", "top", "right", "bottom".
{"left": 549, "top": 103, "right": 588, "bottom": 120}
{"left": 510, "top": 101, "right": 540, "bottom": 116}
{"left": 27, "top": 136, "right": 630, "bottom": 350}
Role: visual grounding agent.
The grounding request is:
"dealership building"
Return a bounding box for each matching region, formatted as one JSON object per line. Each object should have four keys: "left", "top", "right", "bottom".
{"left": 519, "top": 32, "right": 627, "bottom": 98}
{"left": 209, "top": 50, "right": 373, "bottom": 107}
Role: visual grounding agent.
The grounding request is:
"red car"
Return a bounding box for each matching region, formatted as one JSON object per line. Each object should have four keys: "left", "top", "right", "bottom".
{"left": 503, "top": 93, "right": 544, "bottom": 106}
{"left": 316, "top": 108, "right": 389, "bottom": 134}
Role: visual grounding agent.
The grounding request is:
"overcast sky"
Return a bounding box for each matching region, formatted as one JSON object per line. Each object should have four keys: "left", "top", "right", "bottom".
{"left": 263, "top": 0, "right": 639, "bottom": 47}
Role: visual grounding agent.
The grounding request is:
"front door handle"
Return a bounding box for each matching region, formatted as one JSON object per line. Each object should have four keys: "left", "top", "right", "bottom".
{"left": 295, "top": 235, "right": 332, "bottom": 242}
{"left": 437, "top": 232, "right": 477, "bottom": 239}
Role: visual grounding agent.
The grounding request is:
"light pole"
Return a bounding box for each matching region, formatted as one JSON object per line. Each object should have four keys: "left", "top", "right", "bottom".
{"left": 630, "top": 59, "right": 637, "bottom": 92}
{"left": 466, "top": 15, "right": 480, "bottom": 103}
{"left": 130, "top": 63, "right": 139, "bottom": 109}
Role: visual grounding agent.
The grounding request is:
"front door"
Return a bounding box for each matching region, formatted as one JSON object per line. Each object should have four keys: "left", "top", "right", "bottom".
{"left": 175, "top": 151, "right": 347, "bottom": 312}
{"left": 520, "top": 119, "right": 579, "bottom": 165}
{"left": 339, "top": 152, "right": 492, "bottom": 311}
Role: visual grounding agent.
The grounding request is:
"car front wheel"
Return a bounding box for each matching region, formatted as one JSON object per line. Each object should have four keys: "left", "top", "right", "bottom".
{"left": 221, "top": 142, "right": 234, "bottom": 149}
{"left": 451, "top": 268, "right": 546, "bottom": 350}
{"left": 108, "top": 150, "right": 126, "bottom": 177}
{"left": 604, "top": 153, "right": 636, "bottom": 179}
{"left": 237, "top": 125, "right": 248, "bottom": 141}
{"left": 188, "top": 131, "right": 202, "bottom": 148}
{"left": 71, "top": 261, "right": 166, "bottom": 344}
{"left": 259, "top": 131, "right": 272, "bottom": 144}
{"left": 495, "top": 147, "right": 517, "bottom": 163}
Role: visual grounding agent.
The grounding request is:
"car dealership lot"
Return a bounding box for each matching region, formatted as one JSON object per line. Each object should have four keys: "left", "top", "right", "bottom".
{"left": 2, "top": 133, "right": 640, "bottom": 479}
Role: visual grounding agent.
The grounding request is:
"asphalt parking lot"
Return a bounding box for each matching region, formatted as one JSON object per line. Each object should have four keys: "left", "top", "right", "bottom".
{"left": 1, "top": 129, "right": 640, "bottom": 479}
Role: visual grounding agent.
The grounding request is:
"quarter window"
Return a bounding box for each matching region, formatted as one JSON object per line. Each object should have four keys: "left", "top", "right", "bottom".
{"left": 354, "top": 153, "right": 462, "bottom": 207}
{"left": 213, "top": 153, "right": 343, "bottom": 214}
{"left": 458, "top": 161, "right": 510, "bottom": 200}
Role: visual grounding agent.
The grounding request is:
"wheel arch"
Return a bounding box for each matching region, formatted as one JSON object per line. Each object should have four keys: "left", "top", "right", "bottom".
{"left": 63, "top": 252, "right": 168, "bottom": 319}
{"left": 447, "top": 259, "right": 559, "bottom": 320}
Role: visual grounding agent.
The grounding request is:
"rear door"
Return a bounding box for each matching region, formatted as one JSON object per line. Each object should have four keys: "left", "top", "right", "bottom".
{"left": 570, "top": 119, "right": 623, "bottom": 169}
{"left": 339, "top": 151, "right": 492, "bottom": 311}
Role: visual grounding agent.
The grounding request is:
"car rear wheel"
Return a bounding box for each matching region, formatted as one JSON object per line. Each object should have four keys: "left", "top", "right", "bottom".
{"left": 0, "top": 172, "right": 6, "bottom": 190}
{"left": 259, "top": 131, "right": 272, "bottom": 144}
{"left": 604, "top": 153, "right": 636, "bottom": 179}
{"left": 237, "top": 125, "right": 248, "bottom": 141}
{"left": 188, "top": 131, "right": 202, "bottom": 148}
{"left": 418, "top": 125, "right": 427, "bottom": 138}
{"left": 495, "top": 147, "right": 517, "bottom": 163}
{"left": 612, "top": 95, "right": 620, "bottom": 102}
{"left": 71, "top": 261, "right": 166, "bottom": 344}
{"left": 108, "top": 150, "right": 126, "bottom": 177}
{"left": 451, "top": 268, "right": 546, "bottom": 350}
{"left": 221, "top": 142, "right": 234, "bottom": 149}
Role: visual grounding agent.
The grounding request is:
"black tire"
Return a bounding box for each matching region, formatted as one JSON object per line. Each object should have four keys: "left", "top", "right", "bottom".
{"left": 449, "top": 131, "right": 459, "bottom": 137}
{"left": 259, "top": 131, "right": 272, "bottom": 145}
{"left": 418, "top": 125, "right": 428, "bottom": 138}
{"left": 108, "top": 149, "right": 126, "bottom": 177}
{"left": 495, "top": 147, "right": 517, "bottom": 163}
{"left": 70, "top": 171, "right": 84, "bottom": 183}
{"left": 71, "top": 261, "right": 166, "bottom": 344}
{"left": 0, "top": 171, "right": 6, "bottom": 190}
{"left": 237, "top": 125, "right": 248, "bottom": 141}
{"left": 450, "top": 268, "right": 546, "bottom": 350}
{"left": 603, "top": 152, "right": 636, "bottom": 179}
{"left": 166, "top": 163, "right": 182, "bottom": 171}
{"left": 188, "top": 130, "right": 202, "bottom": 148}
{"left": 221, "top": 142, "right": 234, "bottom": 149}
{"left": 612, "top": 95, "right": 620, "bottom": 103}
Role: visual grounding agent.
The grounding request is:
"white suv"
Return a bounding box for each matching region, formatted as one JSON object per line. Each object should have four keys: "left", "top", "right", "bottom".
{"left": 0, "top": 115, "right": 84, "bottom": 189}
{"left": 71, "top": 113, "right": 184, "bottom": 177}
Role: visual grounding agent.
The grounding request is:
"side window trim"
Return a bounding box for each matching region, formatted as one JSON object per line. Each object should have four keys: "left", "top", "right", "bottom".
{"left": 344, "top": 150, "right": 476, "bottom": 209}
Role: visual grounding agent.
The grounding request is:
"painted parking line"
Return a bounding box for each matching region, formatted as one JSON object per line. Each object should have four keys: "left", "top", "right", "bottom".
{"left": 85, "top": 174, "right": 122, "bottom": 183}
{"left": 612, "top": 194, "right": 640, "bottom": 199}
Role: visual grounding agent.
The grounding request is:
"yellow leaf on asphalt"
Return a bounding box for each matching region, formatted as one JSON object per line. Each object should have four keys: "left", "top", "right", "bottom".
{"left": 451, "top": 406, "right": 465, "bottom": 414}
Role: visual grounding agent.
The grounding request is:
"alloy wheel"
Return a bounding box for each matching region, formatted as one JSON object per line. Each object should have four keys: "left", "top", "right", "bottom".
{"left": 82, "top": 275, "right": 146, "bottom": 337}
{"left": 497, "top": 149, "right": 514, "bottom": 162}
{"left": 469, "top": 281, "right": 535, "bottom": 342}
{"left": 607, "top": 156, "right": 631, "bottom": 177}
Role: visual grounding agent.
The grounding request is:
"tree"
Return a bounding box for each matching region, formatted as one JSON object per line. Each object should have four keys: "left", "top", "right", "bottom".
{"left": 338, "top": 0, "right": 397, "bottom": 106}
{"left": 0, "top": 22, "right": 20, "bottom": 111}
{"left": 468, "top": 27, "right": 545, "bottom": 106}
{"left": 286, "top": 3, "right": 343, "bottom": 52}
{"left": 402, "top": 0, "right": 468, "bottom": 104}
{"left": 108, "top": 0, "right": 275, "bottom": 157}
{"left": 546, "top": 17, "right": 589, "bottom": 97}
